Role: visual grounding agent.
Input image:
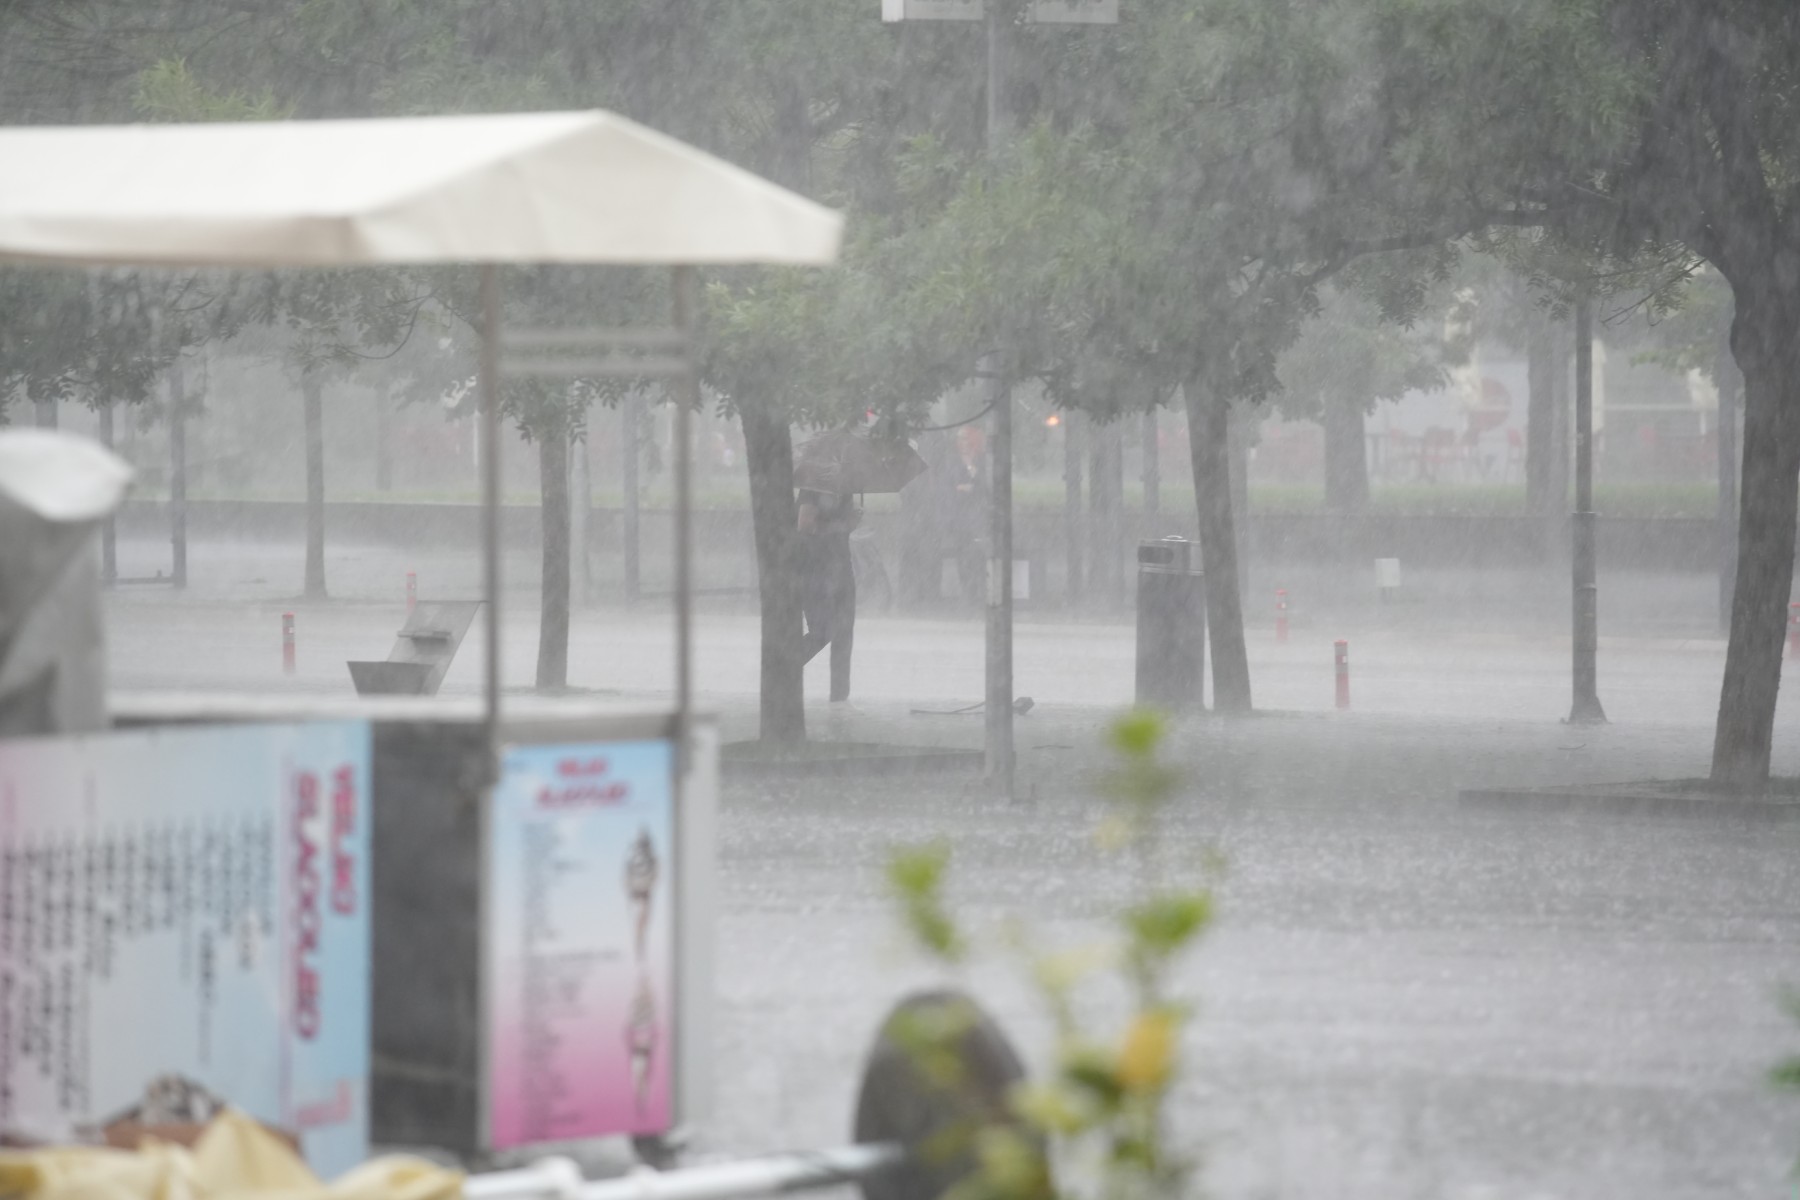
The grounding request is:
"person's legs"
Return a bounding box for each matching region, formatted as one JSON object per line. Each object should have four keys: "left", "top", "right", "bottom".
{"left": 800, "top": 546, "right": 831, "bottom": 663}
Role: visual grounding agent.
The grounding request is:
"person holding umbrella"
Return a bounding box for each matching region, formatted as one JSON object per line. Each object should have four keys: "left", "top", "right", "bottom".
{"left": 793, "top": 429, "right": 926, "bottom": 703}
{"left": 797, "top": 486, "right": 860, "bottom": 701}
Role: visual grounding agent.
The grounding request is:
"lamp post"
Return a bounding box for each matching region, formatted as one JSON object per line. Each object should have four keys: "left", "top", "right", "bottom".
{"left": 882, "top": 0, "right": 1117, "bottom": 798}
{"left": 1568, "top": 295, "right": 1606, "bottom": 725}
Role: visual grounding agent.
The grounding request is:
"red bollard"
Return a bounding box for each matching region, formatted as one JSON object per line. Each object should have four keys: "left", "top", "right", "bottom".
{"left": 282, "top": 612, "right": 296, "bottom": 676}
{"left": 1334, "top": 639, "right": 1349, "bottom": 710}
{"left": 406, "top": 570, "right": 418, "bottom": 613}
{"left": 1276, "top": 588, "right": 1289, "bottom": 643}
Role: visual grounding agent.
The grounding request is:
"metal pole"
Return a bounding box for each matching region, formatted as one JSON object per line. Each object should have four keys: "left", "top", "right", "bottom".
{"left": 1569, "top": 296, "right": 1606, "bottom": 724}
{"left": 169, "top": 355, "right": 188, "bottom": 590}
{"left": 983, "top": 1, "right": 1015, "bottom": 798}
{"left": 98, "top": 403, "right": 117, "bottom": 585}
{"left": 480, "top": 264, "right": 503, "bottom": 772}
{"left": 623, "top": 389, "right": 643, "bottom": 605}
{"left": 670, "top": 266, "right": 698, "bottom": 774}
{"left": 985, "top": 365, "right": 1014, "bottom": 794}
{"left": 1142, "top": 407, "right": 1160, "bottom": 526}
{"left": 463, "top": 1144, "right": 905, "bottom": 1200}
{"left": 1716, "top": 318, "right": 1739, "bottom": 634}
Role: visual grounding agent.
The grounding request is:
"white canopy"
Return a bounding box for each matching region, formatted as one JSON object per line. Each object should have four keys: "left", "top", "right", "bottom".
{"left": 0, "top": 109, "right": 842, "bottom": 268}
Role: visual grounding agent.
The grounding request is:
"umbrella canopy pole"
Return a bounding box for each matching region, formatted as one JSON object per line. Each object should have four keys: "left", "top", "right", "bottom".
{"left": 480, "top": 263, "right": 503, "bottom": 776}
{"left": 671, "top": 265, "right": 697, "bottom": 772}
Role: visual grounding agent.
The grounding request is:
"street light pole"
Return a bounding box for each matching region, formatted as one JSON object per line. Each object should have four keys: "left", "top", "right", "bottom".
{"left": 1569, "top": 295, "right": 1606, "bottom": 725}
{"left": 982, "top": 1, "right": 1015, "bottom": 797}
{"left": 882, "top": 0, "right": 1116, "bottom": 798}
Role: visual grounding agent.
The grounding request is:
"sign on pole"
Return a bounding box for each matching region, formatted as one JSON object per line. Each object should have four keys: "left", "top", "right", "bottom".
{"left": 0, "top": 721, "right": 373, "bottom": 1176}
{"left": 882, "top": 0, "right": 1118, "bottom": 23}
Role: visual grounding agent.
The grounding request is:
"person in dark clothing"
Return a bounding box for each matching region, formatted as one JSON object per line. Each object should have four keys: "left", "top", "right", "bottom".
{"left": 797, "top": 488, "right": 859, "bottom": 701}
{"left": 945, "top": 425, "right": 988, "bottom": 605}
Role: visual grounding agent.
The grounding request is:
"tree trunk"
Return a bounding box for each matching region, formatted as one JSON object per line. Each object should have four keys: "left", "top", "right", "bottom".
{"left": 572, "top": 431, "right": 592, "bottom": 607}
{"left": 1321, "top": 399, "right": 1369, "bottom": 513}
{"left": 374, "top": 388, "right": 393, "bottom": 492}
{"left": 536, "top": 431, "right": 571, "bottom": 690}
{"left": 1710, "top": 294, "right": 1800, "bottom": 788}
{"left": 1184, "top": 379, "right": 1252, "bottom": 711}
{"left": 1229, "top": 401, "right": 1252, "bottom": 572}
{"left": 1088, "top": 417, "right": 1124, "bottom": 609}
{"left": 1715, "top": 318, "right": 1740, "bottom": 633}
{"left": 1525, "top": 312, "right": 1554, "bottom": 514}
{"left": 740, "top": 399, "right": 805, "bottom": 744}
{"left": 302, "top": 373, "right": 326, "bottom": 600}
{"left": 1063, "top": 410, "right": 1084, "bottom": 609}
{"left": 1141, "top": 407, "right": 1161, "bottom": 526}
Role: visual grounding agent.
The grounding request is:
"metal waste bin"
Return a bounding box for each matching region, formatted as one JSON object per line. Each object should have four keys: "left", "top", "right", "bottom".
{"left": 1135, "top": 536, "right": 1206, "bottom": 708}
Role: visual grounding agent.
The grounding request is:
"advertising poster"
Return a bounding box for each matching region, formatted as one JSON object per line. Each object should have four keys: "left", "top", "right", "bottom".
{"left": 485, "top": 739, "right": 675, "bottom": 1149}
{"left": 0, "top": 721, "right": 371, "bottom": 1176}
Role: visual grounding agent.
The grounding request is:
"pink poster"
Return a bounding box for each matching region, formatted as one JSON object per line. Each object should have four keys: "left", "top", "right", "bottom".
{"left": 484, "top": 740, "right": 674, "bottom": 1149}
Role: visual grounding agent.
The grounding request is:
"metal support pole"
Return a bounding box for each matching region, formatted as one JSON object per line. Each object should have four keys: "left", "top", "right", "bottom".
{"left": 479, "top": 264, "right": 503, "bottom": 772}
{"left": 98, "top": 403, "right": 117, "bottom": 585}
{"left": 1142, "top": 407, "right": 1160, "bottom": 525}
{"left": 670, "top": 266, "right": 698, "bottom": 775}
{"left": 169, "top": 355, "right": 188, "bottom": 590}
{"left": 1569, "top": 296, "right": 1606, "bottom": 724}
{"left": 623, "top": 389, "right": 643, "bottom": 605}
{"left": 463, "top": 1144, "right": 905, "bottom": 1200}
{"left": 983, "top": 2, "right": 1015, "bottom": 798}
{"left": 985, "top": 363, "right": 1014, "bottom": 796}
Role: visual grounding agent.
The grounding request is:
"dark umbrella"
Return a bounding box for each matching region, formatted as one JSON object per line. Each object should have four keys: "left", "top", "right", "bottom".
{"left": 793, "top": 429, "right": 927, "bottom": 494}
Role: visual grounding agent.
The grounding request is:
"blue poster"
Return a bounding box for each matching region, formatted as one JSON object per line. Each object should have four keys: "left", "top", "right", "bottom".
{"left": 0, "top": 721, "right": 372, "bottom": 1176}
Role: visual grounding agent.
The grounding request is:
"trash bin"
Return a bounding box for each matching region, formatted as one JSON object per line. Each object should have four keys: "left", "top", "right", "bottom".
{"left": 1135, "top": 536, "right": 1206, "bottom": 709}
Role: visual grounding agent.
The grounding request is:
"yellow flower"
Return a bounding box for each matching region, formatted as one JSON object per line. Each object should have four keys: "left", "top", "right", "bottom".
{"left": 1116, "top": 1009, "right": 1179, "bottom": 1093}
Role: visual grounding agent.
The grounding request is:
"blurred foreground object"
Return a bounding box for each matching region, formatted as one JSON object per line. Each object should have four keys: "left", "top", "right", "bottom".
{"left": 0, "top": 430, "right": 131, "bottom": 737}
{"left": 0, "top": 1109, "right": 459, "bottom": 1200}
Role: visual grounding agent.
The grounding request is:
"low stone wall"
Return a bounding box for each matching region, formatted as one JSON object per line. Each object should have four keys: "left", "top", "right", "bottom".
{"left": 117, "top": 498, "right": 1734, "bottom": 577}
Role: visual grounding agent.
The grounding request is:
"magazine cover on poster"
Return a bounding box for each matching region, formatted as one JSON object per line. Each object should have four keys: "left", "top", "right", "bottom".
{"left": 0, "top": 721, "right": 372, "bottom": 1176}
{"left": 484, "top": 739, "right": 675, "bottom": 1149}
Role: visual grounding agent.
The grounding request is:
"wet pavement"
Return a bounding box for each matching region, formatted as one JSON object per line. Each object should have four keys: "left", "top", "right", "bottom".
{"left": 101, "top": 540, "right": 1800, "bottom": 1198}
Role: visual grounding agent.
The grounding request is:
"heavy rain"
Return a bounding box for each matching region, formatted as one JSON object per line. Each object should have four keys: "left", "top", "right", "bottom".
{"left": 0, "top": 4, "right": 1798, "bottom": 1200}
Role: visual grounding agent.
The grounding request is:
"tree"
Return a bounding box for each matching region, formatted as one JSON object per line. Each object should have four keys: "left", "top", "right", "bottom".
{"left": 1353, "top": 0, "right": 1800, "bottom": 785}
{"left": 1275, "top": 281, "right": 1459, "bottom": 514}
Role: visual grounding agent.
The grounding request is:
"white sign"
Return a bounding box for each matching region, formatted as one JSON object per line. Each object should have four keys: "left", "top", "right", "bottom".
{"left": 882, "top": 0, "right": 1119, "bottom": 24}
{"left": 484, "top": 739, "right": 677, "bottom": 1149}
{"left": 0, "top": 721, "right": 372, "bottom": 1176}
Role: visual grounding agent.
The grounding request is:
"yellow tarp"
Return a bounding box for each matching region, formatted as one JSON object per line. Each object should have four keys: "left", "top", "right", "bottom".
{"left": 0, "top": 1111, "right": 462, "bottom": 1200}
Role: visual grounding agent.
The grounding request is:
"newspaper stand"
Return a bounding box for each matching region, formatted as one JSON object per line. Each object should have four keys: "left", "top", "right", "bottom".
{"left": 0, "top": 113, "right": 1001, "bottom": 1200}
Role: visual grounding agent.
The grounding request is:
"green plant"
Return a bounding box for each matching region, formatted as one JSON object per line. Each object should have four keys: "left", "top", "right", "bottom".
{"left": 886, "top": 710, "right": 1212, "bottom": 1200}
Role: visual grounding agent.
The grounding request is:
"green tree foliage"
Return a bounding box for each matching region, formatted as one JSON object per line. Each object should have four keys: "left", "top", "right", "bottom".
{"left": 1275, "top": 277, "right": 1466, "bottom": 512}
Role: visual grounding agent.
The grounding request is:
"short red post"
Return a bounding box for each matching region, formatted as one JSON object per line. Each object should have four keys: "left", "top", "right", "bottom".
{"left": 1276, "top": 588, "right": 1289, "bottom": 643}
{"left": 282, "top": 612, "right": 296, "bottom": 676}
{"left": 406, "top": 570, "right": 418, "bottom": 613}
{"left": 1334, "top": 639, "right": 1349, "bottom": 710}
